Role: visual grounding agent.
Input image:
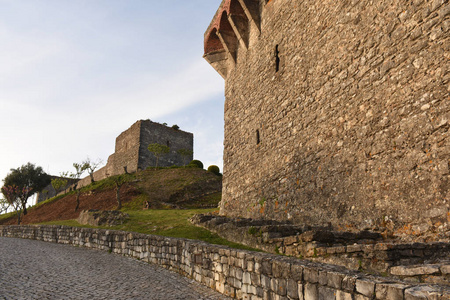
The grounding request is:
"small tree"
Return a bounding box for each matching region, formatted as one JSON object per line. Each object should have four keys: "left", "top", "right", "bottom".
{"left": 189, "top": 160, "right": 204, "bottom": 169}
{"left": 177, "top": 149, "right": 193, "bottom": 166}
{"left": 111, "top": 174, "right": 131, "bottom": 210}
{"left": 147, "top": 143, "right": 170, "bottom": 168}
{"left": 207, "top": 165, "right": 221, "bottom": 176}
{"left": 51, "top": 172, "right": 69, "bottom": 197}
{"left": 0, "top": 195, "right": 11, "bottom": 215}
{"left": 1, "top": 185, "right": 31, "bottom": 224}
{"left": 3, "top": 163, "right": 50, "bottom": 216}
{"left": 83, "top": 157, "right": 103, "bottom": 184}
{"left": 71, "top": 162, "right": 88, "bottom": 211}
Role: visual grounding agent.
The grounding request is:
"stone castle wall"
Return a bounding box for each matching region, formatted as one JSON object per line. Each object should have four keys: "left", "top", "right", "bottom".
{"left": 205, "top": 0, "right": 449, "bottom": 234}
{"left": 138, "top": 121, "right": 194, "bottom": 169}
{"left": 1, "top": 225, "right": 448, "bottom": 299}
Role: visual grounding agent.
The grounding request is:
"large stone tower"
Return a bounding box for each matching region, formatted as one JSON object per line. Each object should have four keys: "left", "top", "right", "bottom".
{"left": 205, "top": 0, "right": 449, "bottom": 235}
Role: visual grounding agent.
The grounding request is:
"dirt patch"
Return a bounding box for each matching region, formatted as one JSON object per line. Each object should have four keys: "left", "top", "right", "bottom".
{"left": 0, "top": 185, "right": 140, "bottom": 225}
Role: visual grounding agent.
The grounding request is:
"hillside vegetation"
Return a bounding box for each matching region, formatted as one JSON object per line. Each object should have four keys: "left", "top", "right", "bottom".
{"left": 0, "top": 167, "right": 222, "bottom": 225}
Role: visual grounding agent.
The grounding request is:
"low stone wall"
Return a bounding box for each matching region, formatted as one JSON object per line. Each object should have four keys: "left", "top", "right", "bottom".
{"left": 1, "top": 225, "right": 449, "bottom": 300}
{"left": 192, "top": 215, "right": 450, "bottom": 286}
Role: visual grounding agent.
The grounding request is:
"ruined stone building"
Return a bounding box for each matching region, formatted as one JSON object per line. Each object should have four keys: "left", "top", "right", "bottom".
{"left": 204, "top": 0, "right": 449, "bottom": 234}
{"left": 37, "top": 120, "right": 193, "bottom": 202}
{"left": 76, "top": 120, "right": 193, "bottom": 188}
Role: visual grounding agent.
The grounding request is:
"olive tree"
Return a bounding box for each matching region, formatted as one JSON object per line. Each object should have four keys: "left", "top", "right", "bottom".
{"left": 1, "top": 185, "right": 25, "bottom": 224}
{"left": 51, "top": 172, "right": 69, "bottom": 197}
{"left": 0, "top": 195, "right": 11, "bottom": 215}
{"left": 177, "top": 149, "right": 193, "bottom": 167}
{"left": 71, "top": 162, "right": 88, "bottom": 211}
{"left": 111, "top": 174, "right": 132, "bottom": 210}
{"left": 82, "top": 157, "right": 103, "bottom": 184}
{"left": 2, "top": 163, "right": 50, "bottom": 216}
{"left": 147, "top": 143, "right": 170, "bottom": 168}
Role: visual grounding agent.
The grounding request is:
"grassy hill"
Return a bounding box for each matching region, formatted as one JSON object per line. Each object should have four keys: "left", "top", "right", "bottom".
{"left": 0, "top": 167, "right": 258, "bottom": 250}
{"left": 0, "top": 167, "right": 222, "bottom": 226}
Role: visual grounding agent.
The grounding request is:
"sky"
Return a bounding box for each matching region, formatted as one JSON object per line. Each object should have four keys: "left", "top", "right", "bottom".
{"left": 0, "top": 0, "right": 225, "bottom": 192}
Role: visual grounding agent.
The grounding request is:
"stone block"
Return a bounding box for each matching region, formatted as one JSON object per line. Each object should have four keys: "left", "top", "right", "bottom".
{"left": 390, "top": 265, "right": 440, "bottom": 276}
{"left": 298, "top": 283, "right": 304, "bottom": 300}
{"left": 346, "top": 244, "right": 363, "bottom": 253}
{"left": 336, "top": 290, "right": 353, "bottom": 300}
{"left": 251, "top": 272, "right": 261, "bottom": 286}
{"left": 286, "top": 279, "right": 298, "bottom": 299}
{"left": 290, "top": 264, "right": 303, "bottom": 281}
{"left": 375, "top": 283, "right": 410, "bottom": 300}
{"left": 284, "top": 235, "right": 298, "bottom": 245}
{"left": 341, "top": 275, "right": 357, "bottom": 293}
{"left": 405, "top": 285, "right": 438, "bottom": 300}
{"left": 261, "top": 274, "right": 271, "bottom": 290}
{"left": 304, "top": 283, "right": 318, "bottom": 300}
{"left": 440, "top": 265, "right": 450, "bottom": 274}
{"left": 318, "top": 270, "right": 328, "bottom": 286}
{"left": 243, "top": 271, "right": 252, "bottom": 284}
{"left": 327, "top": 272, "right": 343, "bottom": 290}
{"left": 304, "top": 267, "right": 319, "bottom": 283}
{"left": 273, "top": 260, "right": 290, "bottom": 278}
{"left": 356, "top": 279, "right": 375, "bottom": 297}
{"left": 271, "top": 278, "right": 287, "bottom": 296}
{"left": 318, "top": 286, "right": 336, "bottom": 300}
{"left": 262, "top": 259, "right": 273, "bottom": 276}
{"left": 236, "top": 268, "right": 244, "bottom": 280}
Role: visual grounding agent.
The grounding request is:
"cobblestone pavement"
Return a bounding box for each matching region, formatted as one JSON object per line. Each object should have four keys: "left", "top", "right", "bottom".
{"left": 0, "top": 237, "right": 232, "bottom": 300}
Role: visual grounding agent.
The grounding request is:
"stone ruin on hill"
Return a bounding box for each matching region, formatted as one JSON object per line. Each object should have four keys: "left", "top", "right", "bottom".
{"left": 36, "top": 120, "right": 193, "bottom": 203}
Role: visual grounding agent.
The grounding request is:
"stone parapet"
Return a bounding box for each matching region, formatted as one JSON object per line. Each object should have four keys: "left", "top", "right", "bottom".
{"left": 1, "top": 225, "right": 449, "bottom": 299}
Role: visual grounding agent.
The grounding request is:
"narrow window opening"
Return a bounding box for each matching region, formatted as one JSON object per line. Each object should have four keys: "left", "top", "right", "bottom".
{"left": 256, "top": 130, "right": 261, "bottom": 145}
{"left": 275, "top": 45, "right": 280, "bottom": 72}
{"left": 166, "top": 140, "right": 170, "bottom": 147}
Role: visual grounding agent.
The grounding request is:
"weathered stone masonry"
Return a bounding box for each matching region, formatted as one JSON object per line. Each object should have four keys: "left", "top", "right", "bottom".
{"left": 1, "top": 225, "right": 449, "bottom": 299}
{"left": 205, "top": 0, "right": 449, "bottom": 234}
{"left": 73, "top": 120, "right": 193, "bottom": 189}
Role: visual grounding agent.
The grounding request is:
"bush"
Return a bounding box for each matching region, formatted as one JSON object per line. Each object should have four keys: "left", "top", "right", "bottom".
{"left": 189, "top": 160, "right": 203, "bottom": 169}
{"left": 172, "top": 124, "right": 180, "bottom": 130}
{"left": 207, "top": 165, "right": 221, "bottom": 175}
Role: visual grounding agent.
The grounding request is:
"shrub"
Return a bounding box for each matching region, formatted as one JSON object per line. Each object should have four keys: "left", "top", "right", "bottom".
{"left": 207, "top": 165, "right": 220, "bottom": 175}
{"left": 189, "top": 160, "right": 203, "bottom": 169}
{"left": 172, "top": 124, "right": 180, "bottom": 130}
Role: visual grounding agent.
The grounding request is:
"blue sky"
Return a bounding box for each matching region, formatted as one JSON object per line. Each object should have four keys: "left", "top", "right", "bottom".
{"left": 0, "top": 0, "right": 225, "bottom": 188}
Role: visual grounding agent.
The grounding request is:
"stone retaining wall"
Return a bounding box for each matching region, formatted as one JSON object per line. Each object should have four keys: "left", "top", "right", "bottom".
{"left": 192, "top": 215, "right": 450, "bottom": 286}
{"left": 1, "top": 225, "right": 449, "bottom": 299}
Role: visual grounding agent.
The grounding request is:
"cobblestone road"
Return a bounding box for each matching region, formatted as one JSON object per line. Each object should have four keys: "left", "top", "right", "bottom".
{"left": 0, "top": 237, "right": 232, "bottom": 300}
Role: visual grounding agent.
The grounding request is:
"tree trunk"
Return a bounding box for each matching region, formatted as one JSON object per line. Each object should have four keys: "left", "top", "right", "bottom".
{"left": 89, "top": 173, "right": 95, "bottom": 183}
{"left": 16, "top": 210, "right": 22, "bottom": 225}
{"left": 75, "top": 190, "right": 81, "bottom": 211}
{"left": 116, "top": 185, "right": 122, "bottom": 210}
